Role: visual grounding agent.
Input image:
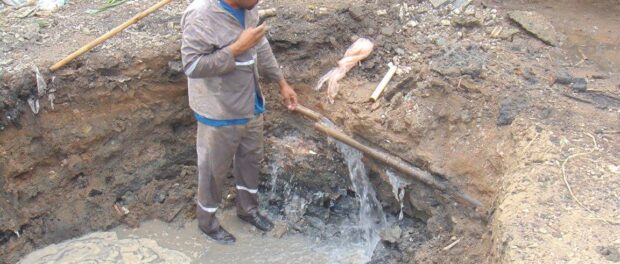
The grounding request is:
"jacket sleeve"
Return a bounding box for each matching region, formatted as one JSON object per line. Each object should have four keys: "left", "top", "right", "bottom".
{"left": 181, "top": 19, "right": 236, "bottom": 78}
{"left": 256, "top": 37, "right": 284, "bottom": 82}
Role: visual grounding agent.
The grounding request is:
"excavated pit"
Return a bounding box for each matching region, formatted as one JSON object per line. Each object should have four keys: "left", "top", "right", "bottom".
{"left": 0, "top": 61, "right": 495, "bottom": 264}
{"left": 0, "top": 43, "right": 498, "bottom": 262}
{"left": 2, "top": 0, "right": 619, "bottom": 263}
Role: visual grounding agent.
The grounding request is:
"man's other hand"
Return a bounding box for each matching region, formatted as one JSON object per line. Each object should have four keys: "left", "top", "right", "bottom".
{"left": 230, "top": 24, "right": 268, "bottom": 56}
{"left": 278, "top": 80, "right": 298, "bottom": 110}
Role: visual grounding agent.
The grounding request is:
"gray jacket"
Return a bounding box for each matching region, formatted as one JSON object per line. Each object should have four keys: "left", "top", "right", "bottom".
{"left": 181, "top": 0, "right": 284, "bottom": 120}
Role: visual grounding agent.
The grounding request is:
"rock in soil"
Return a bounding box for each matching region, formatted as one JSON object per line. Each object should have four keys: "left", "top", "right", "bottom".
{"left": 497, "top": 97, "right": 528, "bottom": 126}
{"left": 348, "top": 6, "right": 365, "bottom": 22}
{"left": 598, "top": 246, "right": 620, "bottom": 262}
{"left": 453, "top": 16, "right": 482, "bottom": 28}
{"left": 555, "top": 70, "right": 574, "bottom": 85}
{"left": 379, "top": 225, "right": 402, "bottom": 244}
{"left": 571, "top": 78, "right": 587, "bottom": 92}
{"left": 430, "top": 0, "right": 450, "bottom": 8}
{"left": 508, "top": 11, "right": 561, "bottom": 46}
{"left": 270, "top": 221, "right": 289, "bottom": 239}
{"left": 380, "top": 26, "right": 395, "bottom": 36}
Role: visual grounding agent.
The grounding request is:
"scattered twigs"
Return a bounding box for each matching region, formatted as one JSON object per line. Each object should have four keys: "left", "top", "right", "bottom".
{"left": 442, "top": 238, "right": 462, "bottom": 251}
{"left": 561, "top": 133, "right": 620, "bottom": 225}
{"left": 49, "top": 0, "right": 173, "bottom": 71}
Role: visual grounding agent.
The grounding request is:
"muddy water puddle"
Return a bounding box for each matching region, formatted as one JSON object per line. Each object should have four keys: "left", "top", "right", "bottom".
{"left": 19, "top": 210, "right": 368, "bottom": 264}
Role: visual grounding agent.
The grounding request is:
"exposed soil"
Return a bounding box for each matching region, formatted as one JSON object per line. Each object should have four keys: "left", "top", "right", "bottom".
{"left": 1, "top": 0, "right": 619, "bottom": 263}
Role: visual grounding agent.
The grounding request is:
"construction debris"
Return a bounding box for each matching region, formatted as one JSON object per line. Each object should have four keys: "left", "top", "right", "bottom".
{"left": 430, "top": 0, "right": 450, "bottom": 8}
{"left": 508, "top": 11, "right": 561, "bottom": 46}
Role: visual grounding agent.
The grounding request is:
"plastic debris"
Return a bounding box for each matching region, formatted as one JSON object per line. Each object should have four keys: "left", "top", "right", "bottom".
{"left": 315, "top": 38, "right": 374, "bottom": 103}
{"left": 48, "top": 93, "right": 55, "bottom": 110}
{"left": 27, "top": 96, "right": 40, "bottom": 114}
{"left": 33, "top": 66, "right": 47, "bottom": 97}
{"left": 2, "top": 0, "right": 66, "bottom": 10}
{"left": 37, "top": 0, "right": 66, "bottom": 11}
{"left": 2, "top": 0, "right": 24, "bottom": 7}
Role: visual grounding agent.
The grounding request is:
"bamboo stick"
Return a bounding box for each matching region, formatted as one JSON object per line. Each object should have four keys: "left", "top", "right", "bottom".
{"left": 49, "top": 0, "right": 173, "bottom": 72}
{"left": 314, "top": 123, "right": 445, "bottom": 190}
{"left": 294, "top": 105, "right": 482, "bottom": 208}
{"left": 294, "top": 105, "right": 322, "bottom": 122}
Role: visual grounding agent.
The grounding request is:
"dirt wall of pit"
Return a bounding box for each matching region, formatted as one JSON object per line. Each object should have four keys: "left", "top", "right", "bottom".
{"left": 3, "top": 0, "right": 619, "bottom": 263}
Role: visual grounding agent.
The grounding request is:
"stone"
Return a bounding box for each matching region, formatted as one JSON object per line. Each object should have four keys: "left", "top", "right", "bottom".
{"left": 348, "top": 6, "right": 364, "bottom": 22}
{"left": 379, "top": 225, "right": 402, "bottom": 244}
{"left": 395, "top": 48, "right": 405, "bottom": 55}
{"left": 464, "top": 5, "right": 476, "bottom": 15}
{"left": 153, "top": 192, "right": 167, "bottom": 204}
{"left": 440, "top": 19, "right": 451, "bottom": 26}
{"left": 271, "top": 221, "right": 289, "bottom": 239}
{"left": 453, "top": 16, "right": 482, "bottom": 28}
{"left": 121, "top": 191, "right": 136, "bottom": 205}
{"left": 460, "top": 79, "right": 481, "bottom": 93}
{"left": 430, "top": 0, "right": 450, "bottom": 8}
{"left": 167, "top": 60, "right": 182, "bottom": 72}
{"left": 305, "top": 204, "right": 330, "bottom": 220}
{"left": 305, "top": 216, "right": 325, "bottom": 230}
{"left": 461, "top": 110, "right": 473, "bottom": 123}
{"left": 497, "top": 97, "right": 528, "bottom": 126}
{"left": 331, "top": 195, "right": 356, "bottom": 214}
{"left": 434, "top": 37, "right": 447, "bottom": 46}
{"left": 88, "top": 189, "right": 103, "bottom": 197}
{"left": 571, "top": 78, "right": 587, "bottom": 92}
{"left": 598, "top": 246, "right": 620, "bottom": 262}
{"left": 555, "top": 70, "right": 574, "bottom": 85}
{"left": 508, "top": 11, "right": 561, "bottom": 46}
{"left": 452, "top": 0, "right": 472, "bottom": 11}
{"left": 380, "top": 26, "right": 395, "bottom": 36}
{"left": 22, "top": 23, "right": 40, "bottom": 41}
{"left": 328, "top": 36, "right": 338, "bottom": 47}
{"left": 498, "top": 28, "right": 520, "bottom": 40}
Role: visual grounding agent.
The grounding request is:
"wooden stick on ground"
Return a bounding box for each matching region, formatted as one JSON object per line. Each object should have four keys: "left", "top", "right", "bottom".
{"left": 294, "top": 104, "right": 482, "bottom": 208}
{"left": 370, "top": 63, "right": 397, "bottom": 101}
{"left": 49, "top": 0, "right": 173, "bottom": 72}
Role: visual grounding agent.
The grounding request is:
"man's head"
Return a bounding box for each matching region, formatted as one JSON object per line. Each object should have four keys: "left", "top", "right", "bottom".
{"left": 226, "top": 0, "right": 259, "bottom": 10}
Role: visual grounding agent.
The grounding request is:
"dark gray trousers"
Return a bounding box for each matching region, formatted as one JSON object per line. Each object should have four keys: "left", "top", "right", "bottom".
{"left": 196, "top": 115, "right": 263, "bottom": 233}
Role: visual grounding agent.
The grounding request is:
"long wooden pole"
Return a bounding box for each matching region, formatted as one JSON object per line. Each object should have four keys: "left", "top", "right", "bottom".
{"left": 49, "top": 0, "right": 173, "bottom": 72}
{"left": 294, "top": 105, "right": 481, "bottom": 208}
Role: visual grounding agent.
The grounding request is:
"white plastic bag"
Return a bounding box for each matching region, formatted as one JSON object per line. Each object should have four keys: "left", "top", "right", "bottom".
{"left": 36, "top": 0, "right": 66, "bottom": 11}
{"left": 315, "top": 38, "right": 374, "bottom": 103}
{"left": 1, "top": 0, "right": 65, "bottom": 10}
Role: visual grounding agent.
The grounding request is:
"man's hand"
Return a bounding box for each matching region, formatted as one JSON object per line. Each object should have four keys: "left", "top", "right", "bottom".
{"left": 278, "top": 80, "right": 298, "bottom": 110}
{"left": 229, "top": 24, "right": 268, "bottom": 57}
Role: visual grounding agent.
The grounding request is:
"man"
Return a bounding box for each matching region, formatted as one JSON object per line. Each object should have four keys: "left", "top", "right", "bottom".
{"left": 181, "top": 0, "right": 298, "bottom": 244}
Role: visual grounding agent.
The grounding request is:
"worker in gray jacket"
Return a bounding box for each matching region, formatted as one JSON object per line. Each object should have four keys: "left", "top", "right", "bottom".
{"left": 181, "top": 0, "right": 298, "bottom": 244}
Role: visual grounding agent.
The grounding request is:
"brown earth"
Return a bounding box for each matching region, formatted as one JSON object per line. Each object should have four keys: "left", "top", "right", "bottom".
{"left": 1, "top": 0, "right": 619, "bottom": 263}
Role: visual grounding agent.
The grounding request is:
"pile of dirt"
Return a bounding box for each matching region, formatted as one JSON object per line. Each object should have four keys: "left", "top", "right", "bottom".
{"left": 1, "top": 0, "right": 619, "bottom": 263}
